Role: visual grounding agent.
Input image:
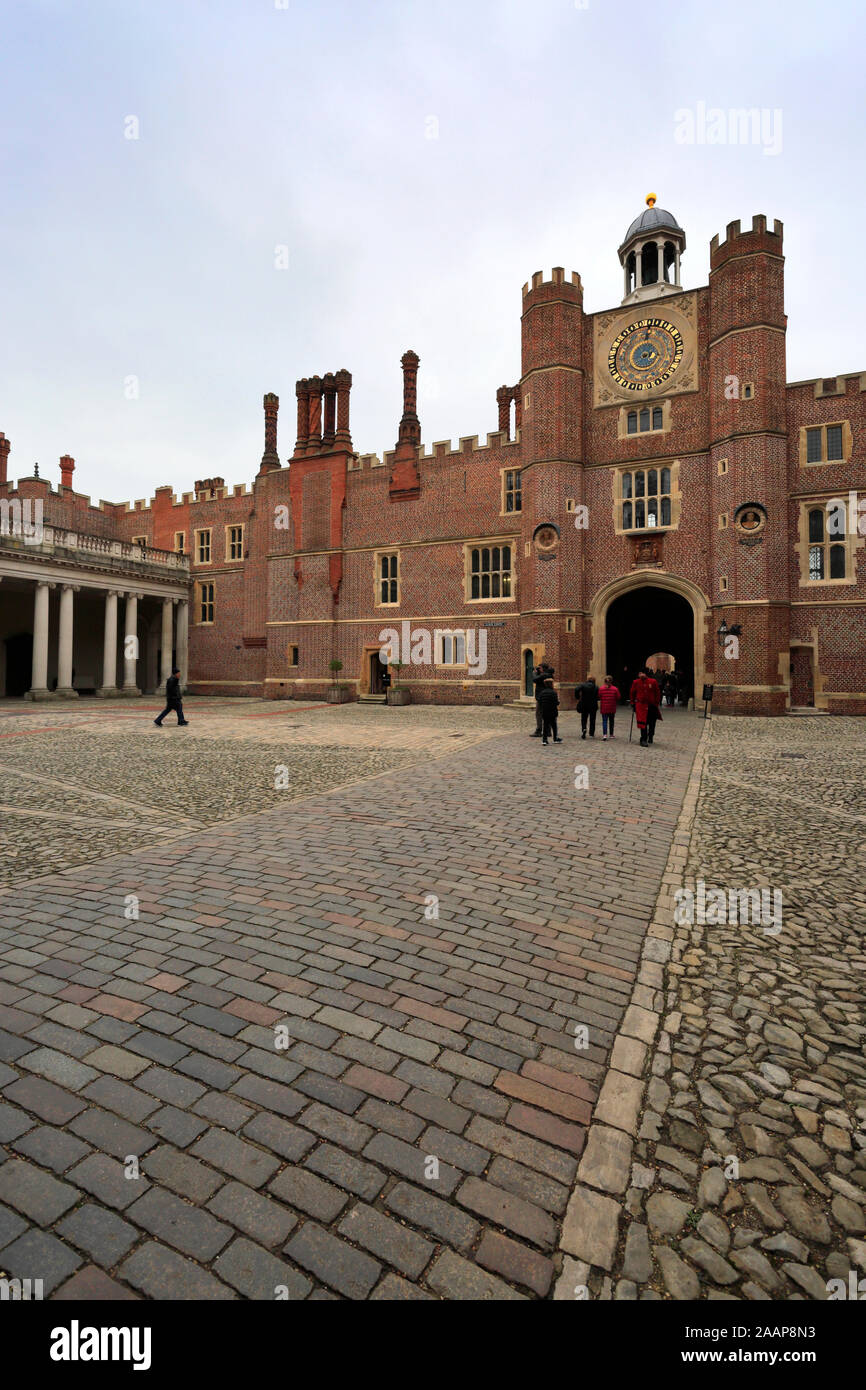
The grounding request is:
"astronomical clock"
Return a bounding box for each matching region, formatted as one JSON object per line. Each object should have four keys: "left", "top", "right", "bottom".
{"left": 608, "top": 319, "right": 684, "bottom": 392}
{"left": 593, "top": 293, "right": 698, "bottom": 407}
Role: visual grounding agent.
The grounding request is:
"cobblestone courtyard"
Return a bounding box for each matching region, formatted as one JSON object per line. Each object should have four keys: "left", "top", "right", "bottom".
{"left": 0, "top": 698, "right": 863, "bottom": 1300}
{"left": 580, "top": 717, "right": 866, "bottom": 1302}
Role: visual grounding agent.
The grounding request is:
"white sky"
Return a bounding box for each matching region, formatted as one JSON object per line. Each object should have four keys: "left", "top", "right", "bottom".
{"left": 1, "top": 0, "right": 863, "bottom": 501}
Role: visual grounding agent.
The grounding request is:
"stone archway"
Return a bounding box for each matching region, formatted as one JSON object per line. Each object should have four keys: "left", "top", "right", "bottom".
{"left": 589, "top": 571, "right": 711, "bottom": 702}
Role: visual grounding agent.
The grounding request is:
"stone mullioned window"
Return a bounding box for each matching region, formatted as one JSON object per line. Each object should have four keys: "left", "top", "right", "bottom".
{"left": 798, "top": 421, "right": 851, "bottom": 467}
{"left": 196, "top": 580, "right": 215, "bottom": 623}
{"left": 465, "top": 544, "right": 513, "bottom": 601}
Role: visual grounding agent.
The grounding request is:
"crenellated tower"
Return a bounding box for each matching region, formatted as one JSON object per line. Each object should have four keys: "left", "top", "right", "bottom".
{"left": 707, "top": 215, "right": 788, "bottom": 714}
{"left": 518, "top": 267, "right": 585, "bottom": 687}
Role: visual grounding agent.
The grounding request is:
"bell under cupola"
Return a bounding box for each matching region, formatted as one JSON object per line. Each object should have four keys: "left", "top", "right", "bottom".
{"left": 618, "top": 194, "right": 686, "bottom": 305}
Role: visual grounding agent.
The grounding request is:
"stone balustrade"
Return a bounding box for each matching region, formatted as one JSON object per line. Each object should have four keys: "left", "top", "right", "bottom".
{"left": 0, "top": 522, "right": 190, "bottom": 573}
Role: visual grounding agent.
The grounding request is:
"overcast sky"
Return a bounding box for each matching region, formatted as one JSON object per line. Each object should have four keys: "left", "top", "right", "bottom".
{"left": 2, "top": 0, "right": 864, "bottom": 502}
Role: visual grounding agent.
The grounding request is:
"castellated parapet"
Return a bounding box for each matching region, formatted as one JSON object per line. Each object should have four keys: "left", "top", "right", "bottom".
{"left": 521, "top": 267, "right": 582, "bottom": 299}
{"left": 709, "top": 214, "right": 783, "bottom": 267}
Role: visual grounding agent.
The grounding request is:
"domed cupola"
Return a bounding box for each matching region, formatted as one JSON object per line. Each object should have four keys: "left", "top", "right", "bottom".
{"left": 618, "top": 195, "right": 686, "bottom": 305}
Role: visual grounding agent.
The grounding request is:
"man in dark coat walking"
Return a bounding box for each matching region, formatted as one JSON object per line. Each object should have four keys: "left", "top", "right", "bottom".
{"left": 537, "top": 679, "right": 562, "bottom": 746}
{"left": 154, "top": 667, "right": 189, "bottom": 727}
{"left": 576, "top": 675, "right": 599, "bottom": 739}
{"left": 529, "top": 662, "right": 554, "bottom": 737}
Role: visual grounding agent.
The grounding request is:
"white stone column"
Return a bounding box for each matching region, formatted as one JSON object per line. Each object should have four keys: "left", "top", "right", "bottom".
{"left": 657, "top": 240, "right": 665, "bottom": 284}
{"left": 56, "top": 584, "right": 79, "bottom": 698}
{"left": 674, "top": 245, "right": 680, "bottom": 285}
{"left": 160, "top": 598, "right": 174, "bottom": 691}
{"left": 635, "top": 244, "right": 643, "bottom": 288}
{"left": 27, "top": 581, "right": 53, "bottom": 700}
{"left": 96, "top": 590, "right": 120, "bottom": 696}
{"left": 122, "top": 591, "right": 140, "bottom": 695}
{"left": 623, "top": 259, "right": 630, "bottom": 298}
{"left": 176, "top": 599, "right": 189, "bottom": 692}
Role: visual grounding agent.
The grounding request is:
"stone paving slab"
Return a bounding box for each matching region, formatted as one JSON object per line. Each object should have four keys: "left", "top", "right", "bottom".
{"left": 0, "top": 699, "right": 701, "bottom": 1297}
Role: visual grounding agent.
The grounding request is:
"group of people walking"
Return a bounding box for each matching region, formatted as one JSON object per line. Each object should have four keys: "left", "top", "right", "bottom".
{"left": 574, "top": 675, "right": 620, "bottom": 741}
{"left": 642, "top": 667, "right": 685, "bottom": 707}
{"left": 531, "top": 664, "right": 665, "bottom": 747}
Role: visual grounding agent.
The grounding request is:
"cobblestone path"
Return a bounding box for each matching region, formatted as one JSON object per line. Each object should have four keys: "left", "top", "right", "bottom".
{"left": 565, "top": 716, "right": 866, "bottom": 1301}
{"left": 0, "top": 699, "right": 700, "bottom": 1299}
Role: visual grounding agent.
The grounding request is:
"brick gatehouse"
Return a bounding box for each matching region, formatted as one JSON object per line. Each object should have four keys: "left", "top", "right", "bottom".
{"left": 2, "top": 198, "right": 864, "bottom": 715}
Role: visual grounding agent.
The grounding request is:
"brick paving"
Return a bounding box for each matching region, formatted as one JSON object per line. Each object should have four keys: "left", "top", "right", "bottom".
{"left": 0, "top": 696, "right": 702, "bottom": 1299}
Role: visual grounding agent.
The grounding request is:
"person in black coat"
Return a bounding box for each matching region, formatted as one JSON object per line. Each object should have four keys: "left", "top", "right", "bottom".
{"left": 154, "top": 667, "right": 189, "bottom": 726}
{"left": 529, "top": 662, "right": 554, "bottom": 737}
{"left": 538, "top": 679, "right": 562, "bottom": 745}
{"left": 576, "top": 676, "right": 599, "bottom": 739}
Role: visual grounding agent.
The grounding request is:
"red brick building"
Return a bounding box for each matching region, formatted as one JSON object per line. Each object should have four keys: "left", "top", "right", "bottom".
{"left": 2, "top": 198, "right": 864, "bottom": 714}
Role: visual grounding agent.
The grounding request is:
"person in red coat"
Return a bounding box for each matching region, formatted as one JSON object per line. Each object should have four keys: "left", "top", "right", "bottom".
{"left": 598, "top": 676, "right": 621, "bottom": 741}
{"left": 630, "top": 668, "right": 662, "bottom": 747}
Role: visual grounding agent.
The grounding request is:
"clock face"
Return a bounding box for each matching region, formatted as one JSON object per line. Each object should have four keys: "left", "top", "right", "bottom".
{"left": 608, "top": 318, "right": 684, "bottom": 392}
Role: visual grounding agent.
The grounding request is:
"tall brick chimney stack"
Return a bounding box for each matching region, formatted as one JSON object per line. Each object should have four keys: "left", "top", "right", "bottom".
{"left": 334, "top": 369, "right": 353, "bottom": 450}
{"left": 0, "top": 433, "right": 9, "bottom": 486}
{"left": 389, "top": 350, "right": 422, "bottom": 502}
{"left": 496, "top": 386, "right": 512, "bottom": 438}
{"left": 397, "top": 350, "right": 421, "bottom": 448}
{"left": 306, "top": 376, "right": 323, "bottom": 454}
{"left": 294, "top": 379, "right": 310, "bottom": 458}
{"left": 321, "top": 373, "right": 337, "bottom": 449}
{"left": 259, "top": 393, "right": 280, "bottom": 474}
{"left": 59, "top": 454, "right": 75, "bottom": 489}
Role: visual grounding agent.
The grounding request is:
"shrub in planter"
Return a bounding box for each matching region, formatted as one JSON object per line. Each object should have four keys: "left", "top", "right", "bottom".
{"left": 326, "top": 659, "right": 349, "bottom": 702}
{"left": 387, "top": 663, "right": 410, "bottom": 704}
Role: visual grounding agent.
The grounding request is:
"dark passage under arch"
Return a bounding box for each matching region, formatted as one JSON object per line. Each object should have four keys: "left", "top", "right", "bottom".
{"left": 605, "top": 585, "right": 694, "bottom": 703}
{"left": 4, "top": 632, "right": 32, "bottom": 697}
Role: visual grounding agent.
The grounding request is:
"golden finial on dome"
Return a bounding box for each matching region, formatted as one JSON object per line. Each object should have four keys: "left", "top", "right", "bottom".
{"left": 646, "top": 193, "right": 657, "bottom": 207}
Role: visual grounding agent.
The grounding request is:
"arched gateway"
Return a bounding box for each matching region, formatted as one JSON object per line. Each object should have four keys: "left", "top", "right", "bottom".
{"left": 589, "top": 572, "right": 711, "bottom": 703}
